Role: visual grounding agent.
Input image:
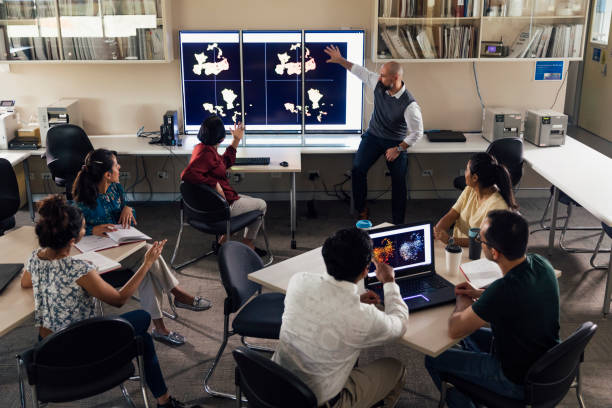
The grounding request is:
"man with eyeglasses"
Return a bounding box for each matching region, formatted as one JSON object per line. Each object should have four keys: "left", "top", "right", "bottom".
{"left": 324, "top": 46, "right": 423, "bottom": 225}
{"left": 425, "top": 210, "right": 560, "bottom": 408}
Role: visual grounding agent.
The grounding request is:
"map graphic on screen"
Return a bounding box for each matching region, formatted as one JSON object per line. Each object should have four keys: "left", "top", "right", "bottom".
{"left": 242, "top": 31, "right": 303, "bottom": 133}
{"left": 180, "top": 31, "right": 241, "bottom": 133}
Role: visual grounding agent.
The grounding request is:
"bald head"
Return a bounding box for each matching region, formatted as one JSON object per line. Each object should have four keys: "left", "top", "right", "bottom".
{"left": 382, "top": 61, "right": 403, "bottom": 77}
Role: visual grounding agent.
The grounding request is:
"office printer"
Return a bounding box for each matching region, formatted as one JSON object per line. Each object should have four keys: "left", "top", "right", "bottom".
{"left": 482, "top": 107, "right": 522, "bottom": 142}
{"left": 38, "top": 99, "right": 82, "bottom": 147}
{"left": 525, "top": 109, "right": 567, "bottom": 147}
{"left": 0, "top": 112, "right": 18, "bottom": 149}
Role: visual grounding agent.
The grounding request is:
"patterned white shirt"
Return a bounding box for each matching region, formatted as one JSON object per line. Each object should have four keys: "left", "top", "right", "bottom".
{"left": 272, "top": 272, "right": 409, "bottom": 405}
{"left": 27, "top": 249, "right": 96, "bottom": 333}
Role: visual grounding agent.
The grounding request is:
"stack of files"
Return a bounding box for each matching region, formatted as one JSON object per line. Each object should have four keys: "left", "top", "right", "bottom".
{"left": 459, "top": 258, "right": 503, "bottom": 289}
{"left": 72, "top": 251, "right": 121, "bottom": 274}
{"left": 393, "top": 0, "right": 480, "bottom": 17}
{"left": 75, "top": 225, "right": 151, "bottom": 253}
{"left": 379, "top": 23, "right": 477, "bottom": 59}
{"left": 509, "top": 24, "right": 584, "bottom": 58}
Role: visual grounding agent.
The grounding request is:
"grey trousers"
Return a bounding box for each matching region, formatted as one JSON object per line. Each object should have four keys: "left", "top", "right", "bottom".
{"left": 121, "top": 243, "right": 179, "bottom": 320}
{"left": 229, "top": 194, "right": 267, "bottom": 240}
{"left": 325, "top": 358, "right": 406, "bottom": 408}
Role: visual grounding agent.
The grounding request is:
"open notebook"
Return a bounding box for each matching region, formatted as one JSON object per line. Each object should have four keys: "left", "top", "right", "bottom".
{"left": 75, "top": 225, "right": 151, "bottom": 253}
{"left": 460, "top": 258, "right": 503, "bottom": 289}
{"left": 72, "top": 251, "right": 121, "bottom": 274}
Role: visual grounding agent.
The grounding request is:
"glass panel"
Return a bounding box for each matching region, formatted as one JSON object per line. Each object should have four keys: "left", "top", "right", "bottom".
{"left": 0, "top": 0, "right": 61, "bottom": 61}
{"left": 58, "top": 0, "right": 163, "bottom": 60}
{"left": 591, "top": 0, "right": 612, "bottom": 44}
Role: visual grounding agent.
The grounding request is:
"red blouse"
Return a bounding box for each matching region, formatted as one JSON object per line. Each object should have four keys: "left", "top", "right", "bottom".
{"left": 181, "top": 144, "right": 239, "bottom": 204}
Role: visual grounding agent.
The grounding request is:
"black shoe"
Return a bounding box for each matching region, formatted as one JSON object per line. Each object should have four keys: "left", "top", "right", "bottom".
{"left": 254, "top": 247, "right": 268, "bottom": 257}
{"left": 158, "top": 396, "right": 202, "bottom": 408}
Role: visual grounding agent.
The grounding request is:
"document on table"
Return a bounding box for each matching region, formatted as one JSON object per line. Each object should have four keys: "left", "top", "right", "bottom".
{"left": 72, "top": 251, "right": 121, "bottom": 274}
{"left": 460, "top": 258, "right": 503, "bottom": 289}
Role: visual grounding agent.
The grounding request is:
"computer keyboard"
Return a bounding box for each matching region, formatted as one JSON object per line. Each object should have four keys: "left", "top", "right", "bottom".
{"left": 234, "top": 157, "right": 270, "bottom": 166}
{"left": 401, "top": 275, "right": 450, "bottom": 295}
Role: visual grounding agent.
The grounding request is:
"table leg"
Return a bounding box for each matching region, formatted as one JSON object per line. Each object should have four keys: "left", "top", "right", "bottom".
{"left": 548, "top": 186, "right": 560, "bottom": 257}
{"left": 603, "top": 251, "right": 612, "bottom": 316}
{"left": 290, "top": 172, "right": 296, "bottom": 249}
{"left": 23, "top": 159, "right": 34, "bottom": 222}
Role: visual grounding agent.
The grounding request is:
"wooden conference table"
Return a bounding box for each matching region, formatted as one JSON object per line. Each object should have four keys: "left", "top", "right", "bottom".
{"left": 0, "top": 226, "right": 146, "bottom": 337}
{"left": 249, "top": 223, "right": 561, "bottom": 357}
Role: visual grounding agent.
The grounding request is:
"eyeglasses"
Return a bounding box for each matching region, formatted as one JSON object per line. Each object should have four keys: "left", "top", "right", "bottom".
{"left": 475, "top": 232, "right": 496, "bottom": 249}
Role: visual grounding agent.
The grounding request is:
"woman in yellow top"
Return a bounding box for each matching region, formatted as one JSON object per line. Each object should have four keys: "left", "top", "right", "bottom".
{"left": 434, "top": 152, "right": 518, "bottom": 247}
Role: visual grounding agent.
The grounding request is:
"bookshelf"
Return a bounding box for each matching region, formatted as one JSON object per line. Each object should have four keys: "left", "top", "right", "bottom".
{"left": 373, "top": 0, "right": 590, "bottom": 61}
{"left": 0, "top": 0, "right": 173, "bottom": 63}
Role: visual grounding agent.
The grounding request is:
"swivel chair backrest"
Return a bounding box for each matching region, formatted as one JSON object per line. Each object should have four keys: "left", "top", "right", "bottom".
{"left": 180, "top": 181, "right": 230, "bottom": 224}
{"left": 28, "top": 316, "right": 141, "bottom": 402}
{"left": 233, "top": 346, "right": 318, "bottom": 408}
{"left": 486, "top": 138, "right": 523, "bottom": 187}
{"left": 45, "top": 124, "right": 93, "bottom": 198}
{"left": 0, "top": 158, "right": 20, "bottom": 223}
{"left": 218, "top": 241, "right": 264, "bottom": 315}
{"left": 524, "top": 321, "right": 597, "bottom": 406}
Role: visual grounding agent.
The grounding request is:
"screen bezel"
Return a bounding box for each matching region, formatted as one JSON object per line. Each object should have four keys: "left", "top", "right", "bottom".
{"left": 365, "top": 221, "right": 435, "bottom": 287}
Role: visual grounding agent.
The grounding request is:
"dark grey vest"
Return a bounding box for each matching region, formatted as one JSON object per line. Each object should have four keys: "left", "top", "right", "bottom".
{"left": 368, "top": 81, "right": 415, "bottom": 141}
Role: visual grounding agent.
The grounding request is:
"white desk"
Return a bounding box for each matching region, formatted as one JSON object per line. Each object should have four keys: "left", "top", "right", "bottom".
{"left": 0, "top": 151, "right": 35, "bottom": 222}
{"left": 0, "top": 226, "right": 146, "bottom": 337}
{"left": 523, "top": 136, "right": 612, "bottom": 314}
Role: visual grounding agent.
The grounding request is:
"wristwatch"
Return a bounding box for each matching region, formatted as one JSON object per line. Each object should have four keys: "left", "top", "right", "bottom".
{"left": 397, "top": 145, "right": 407, "bottom": 152}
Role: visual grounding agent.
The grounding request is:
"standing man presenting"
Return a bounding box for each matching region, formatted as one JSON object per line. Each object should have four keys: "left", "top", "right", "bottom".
{"left": 324, "top": 45, "right": 424, "bottom": 224}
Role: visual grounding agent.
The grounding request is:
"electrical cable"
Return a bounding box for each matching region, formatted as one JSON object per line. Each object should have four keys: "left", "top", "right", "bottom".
{"left": 550, "top": 66, "right": 569, "bottom": 109}
{"left": 472, "top": 62, "right": 485, "bottom": 110}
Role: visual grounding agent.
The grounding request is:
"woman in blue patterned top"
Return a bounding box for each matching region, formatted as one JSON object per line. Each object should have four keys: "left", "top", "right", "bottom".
{"left": 72, "top": 149, "right": 210, "bottom": 346}
{"left": 20, "top": 195, "right": 200, "bottom": 408}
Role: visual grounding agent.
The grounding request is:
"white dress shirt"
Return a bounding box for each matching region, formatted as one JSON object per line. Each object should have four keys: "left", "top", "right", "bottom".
{"left": 272, "top": 272, "right": 409, "bottom": 405}
{"left": 351, "top": 64, "right": 424, "bottom": 147}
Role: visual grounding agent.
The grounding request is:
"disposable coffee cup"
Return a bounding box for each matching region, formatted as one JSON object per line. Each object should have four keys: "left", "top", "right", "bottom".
{"left": 445, "top": 240, "right": 462, "bottom": 276}
{"left": 356, "top": 220, "right": 373, "bottom": 230}
{"left": 468, "top": 228, "right": 482, "bottom": 260}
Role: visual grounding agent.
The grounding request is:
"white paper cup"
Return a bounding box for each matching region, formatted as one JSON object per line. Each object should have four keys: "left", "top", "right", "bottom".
{"left": 446, "top": 247, "right": 463, "bottom": 276}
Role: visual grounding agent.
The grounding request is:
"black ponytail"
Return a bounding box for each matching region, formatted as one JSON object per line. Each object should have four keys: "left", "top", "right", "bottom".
{"left": 468, "top": 152, "right": 518, "bottom": 210}
{"left": 35, "top": 194, "right": 84, "bottom": 250}
{"left": 72, "top": 148, "right": 116, "bottom": 208}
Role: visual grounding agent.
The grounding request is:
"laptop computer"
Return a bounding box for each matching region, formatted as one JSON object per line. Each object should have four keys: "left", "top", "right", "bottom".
{"left": 0, "top": 263, "right": 24, "bottom": 294}
{"left": 426, "top": 130, "right": 466, "bottom": 143}
{"left": 365, "top": 222, "right": 456, "bottom": 312}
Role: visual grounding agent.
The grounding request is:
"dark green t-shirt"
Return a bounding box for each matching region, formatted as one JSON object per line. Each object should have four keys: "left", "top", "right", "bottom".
{"left": 471, "top": 253, "right": 560, "bottom": 384}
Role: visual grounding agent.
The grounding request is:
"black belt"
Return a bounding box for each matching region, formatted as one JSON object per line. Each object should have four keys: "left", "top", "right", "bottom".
{"left": 319, "top": 392, "right": 341, "bottom": 408}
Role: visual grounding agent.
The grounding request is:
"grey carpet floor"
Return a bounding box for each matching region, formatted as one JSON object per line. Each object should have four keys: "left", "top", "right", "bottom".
{"left": 1, "top": 197, "right": 611, "bottom": 407}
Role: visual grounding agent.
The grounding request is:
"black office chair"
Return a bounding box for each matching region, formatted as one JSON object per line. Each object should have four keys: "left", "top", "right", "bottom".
{"left": 233, "top": 346, "right": 317, "bottom": 408}
{"left": 171, "top": 181, "right": 272, "bottom": 269}
{"left": 16, "top": 316, "right": 150, "bottom": 408}
{"left": 438, "top": 321, "right": 597, "bottom": 408}
{"left": 0, "top": 158, "right": 20, "bottom": 235}
{"left": 453, "top": 138, "right": 524, "bottom": 191}
{"left": 204, "top": 241, "right": 285, "bottom": 400}
{"left": 45, "top": 124, "right": 93, "bottom": 200}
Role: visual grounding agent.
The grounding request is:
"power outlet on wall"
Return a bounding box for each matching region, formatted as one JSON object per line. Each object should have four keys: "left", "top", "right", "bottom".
{"left": 41, "top": 172, "right": 52, "bottom": 180}
{"left": 119, "top": 171, "right": 130, "bottom": 179}
{"left": 421, "top": 169, "right": 433, "bottom": 177}
{"left": 157, "top": 171, "right": 168, "bottom": 180}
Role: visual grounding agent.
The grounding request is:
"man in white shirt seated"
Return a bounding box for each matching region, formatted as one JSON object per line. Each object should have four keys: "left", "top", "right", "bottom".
{"left": 272, "top": 228, "right": 410, "bottom": 408}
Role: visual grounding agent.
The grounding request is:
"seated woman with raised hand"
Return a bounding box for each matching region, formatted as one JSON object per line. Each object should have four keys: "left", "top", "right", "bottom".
{"left": 181, "top": 115, "right": 268, "bottom": 256}
{"left": 20, "top": 195, "right": 199, "bottom": 408}
{"left": 72, "top": 148, "right": 211, "bottom": 346}
{"left": 434, "top": 152, "right": 518, "bottom": 247}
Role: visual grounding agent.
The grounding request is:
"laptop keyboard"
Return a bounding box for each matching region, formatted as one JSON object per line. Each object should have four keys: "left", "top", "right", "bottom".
{"left": 401, "top": 275, "right": 450, "bottom": 294}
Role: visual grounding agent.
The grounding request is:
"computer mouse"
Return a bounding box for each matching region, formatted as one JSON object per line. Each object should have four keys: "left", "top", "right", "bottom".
{"left": 280, "top": 161, "right": 289, "bottom": 167}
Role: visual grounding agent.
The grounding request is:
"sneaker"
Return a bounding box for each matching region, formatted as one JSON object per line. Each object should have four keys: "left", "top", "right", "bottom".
{"left": 174, "top": 296, "right": 212, "bottom": 311}
{"left": 254, "top": 247, "right": 268, "bottom": 257}
{"left": 158, "top": 396, "right": 202, "bottom": 408}
{"left": 152, "top": 330, "right": 185, "bottom": 346}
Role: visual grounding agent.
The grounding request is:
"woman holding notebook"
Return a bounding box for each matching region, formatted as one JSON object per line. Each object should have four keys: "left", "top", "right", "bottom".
{"left": 20, "top": 195, "right": 200, "bottom": 408}
{"left": 72, "top": 148, "right": 210, "bottom": 346}
{"left": 434, "top": 152, "right": 518, "bottom": 247}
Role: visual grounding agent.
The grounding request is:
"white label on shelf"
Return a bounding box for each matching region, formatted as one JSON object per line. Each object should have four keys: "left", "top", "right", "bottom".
{"left": 103, "top": 14, "right": 157, "bottom": 37}
{"left": 6, "top": 24, "right": 39, "bottom": 38}
{"left": 40, "top": 17, "right": 59, "bottom": 37}
{"left": 60, "top": 16, "right": 103, "bottom": 38}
